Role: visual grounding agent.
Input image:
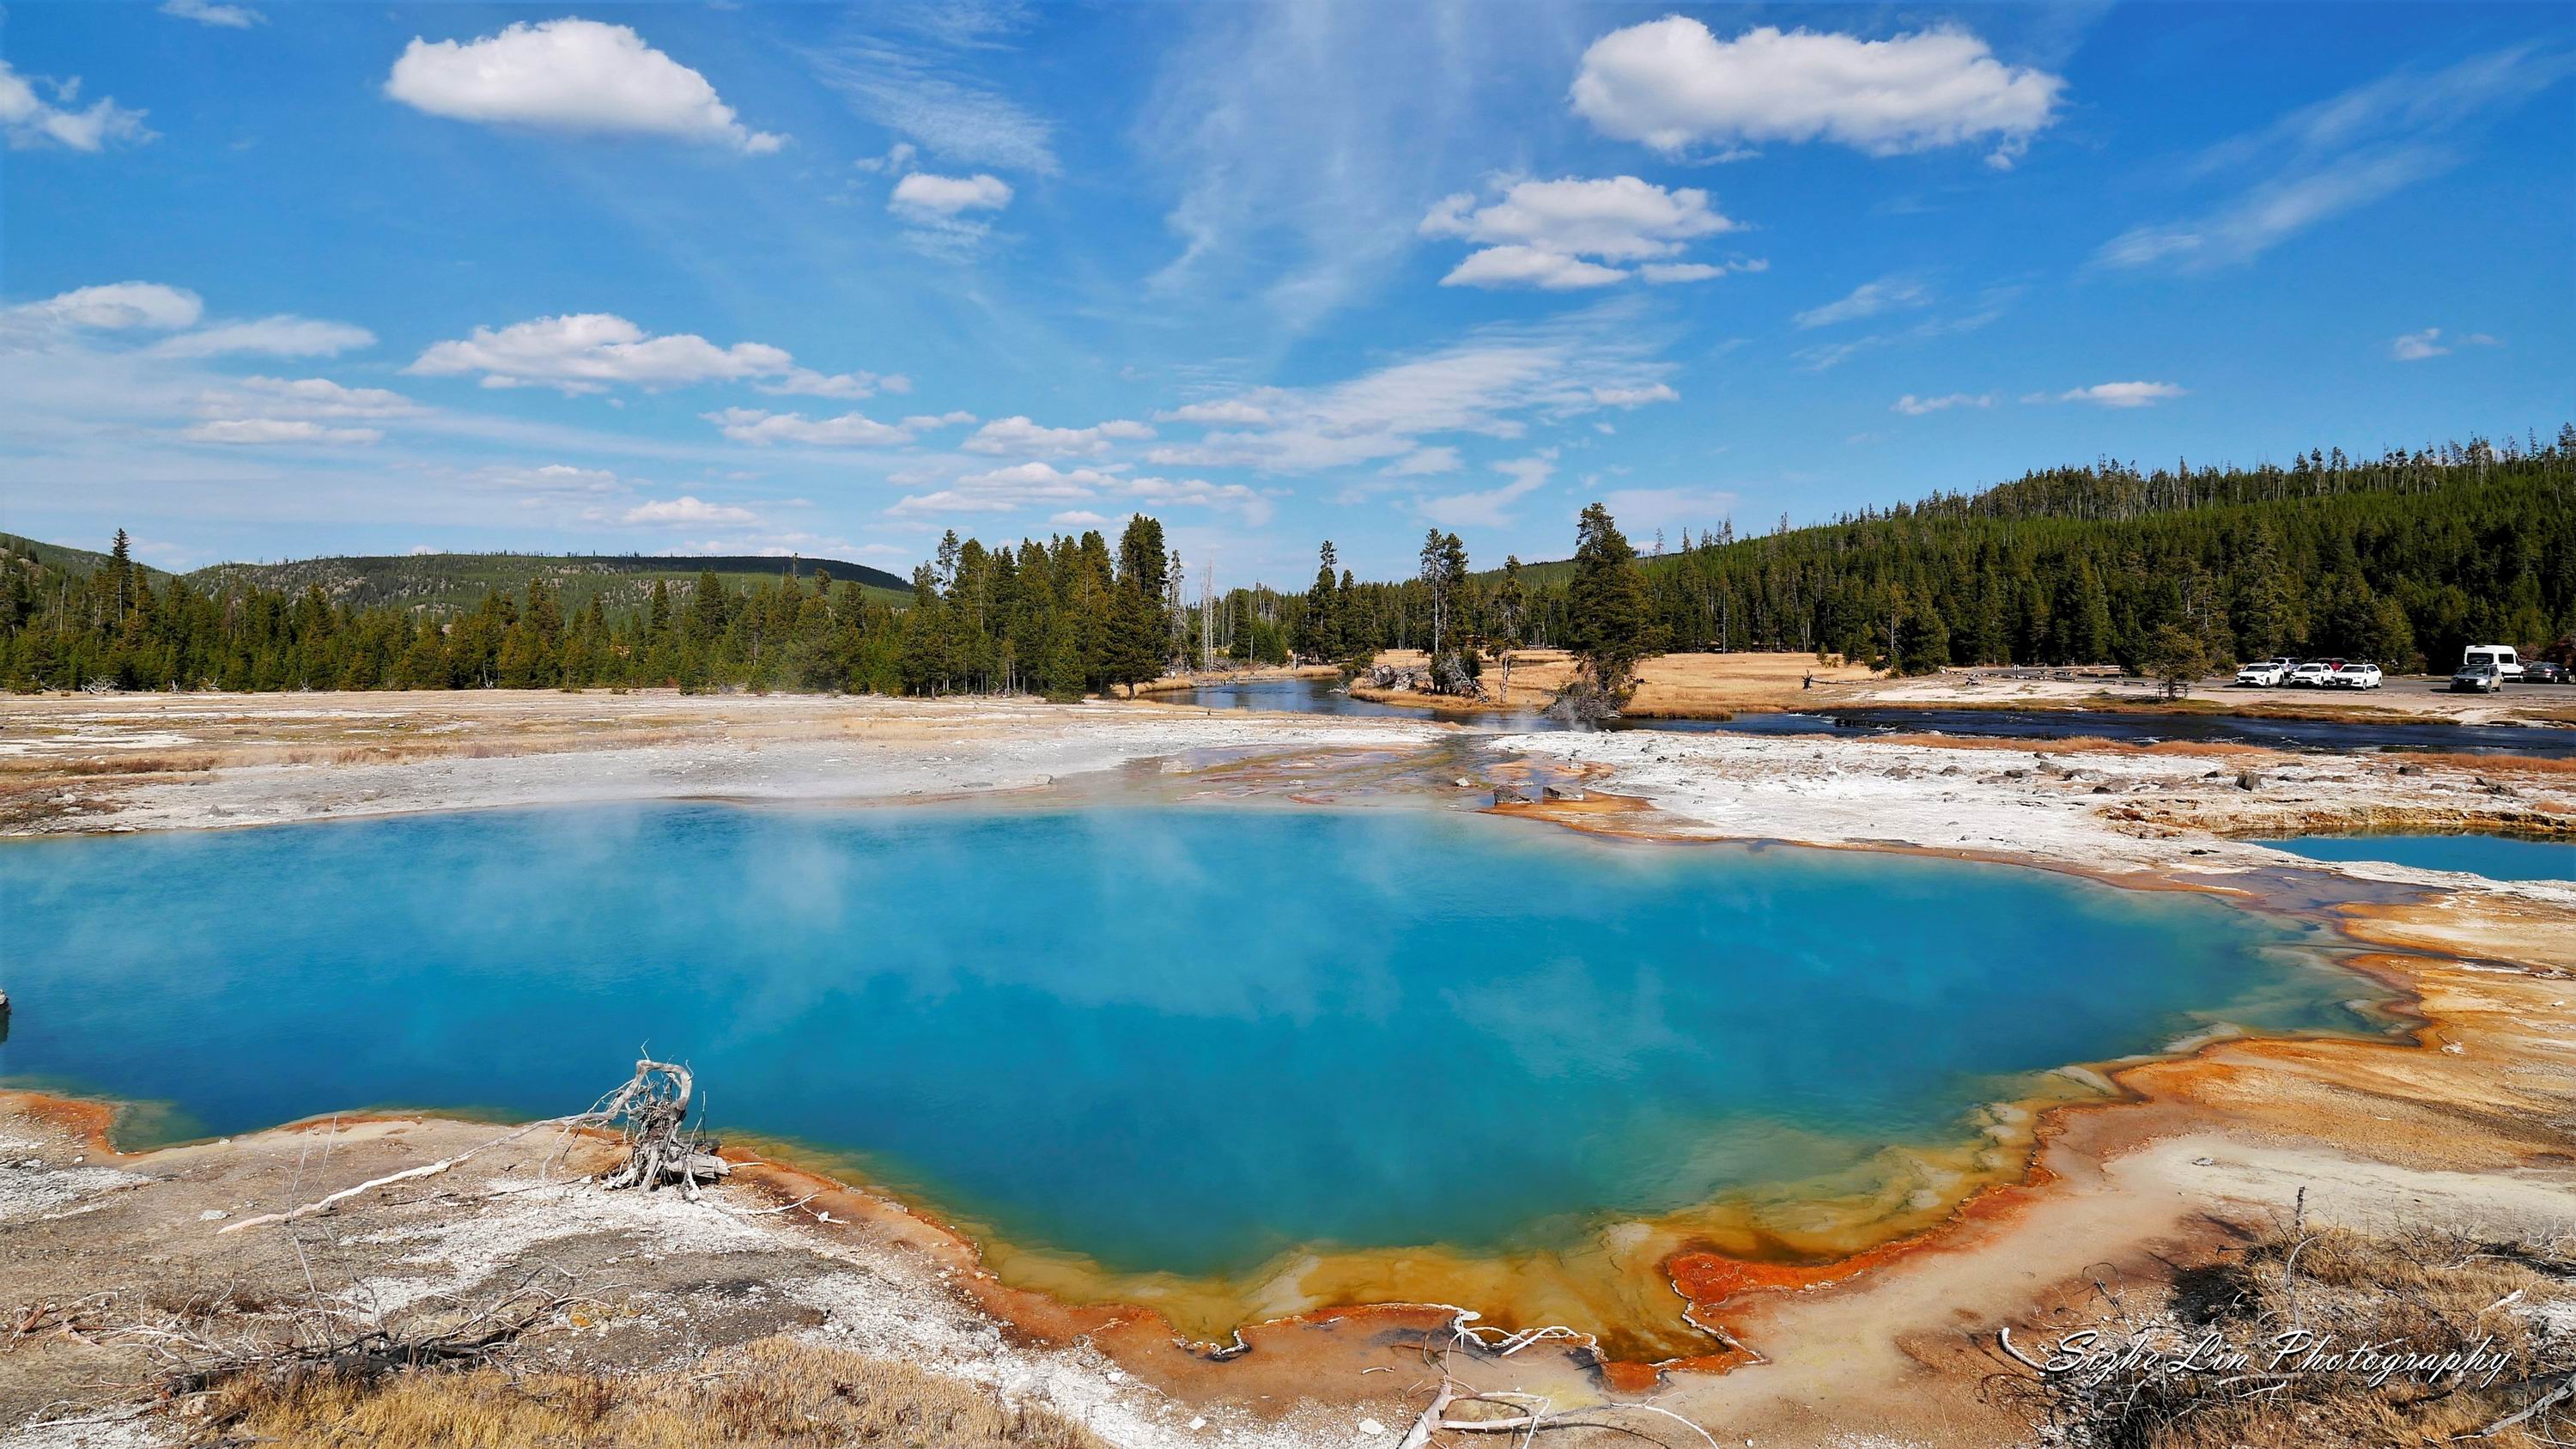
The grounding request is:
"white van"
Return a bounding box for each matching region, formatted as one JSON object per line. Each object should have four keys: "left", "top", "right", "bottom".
{"left": 2461, "top": 645, "right": 2523, "bottom": 680}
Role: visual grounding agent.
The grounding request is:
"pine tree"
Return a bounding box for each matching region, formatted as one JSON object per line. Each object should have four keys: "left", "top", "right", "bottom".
{"left": 1566, "top": 502, "right": 1651, "bottom": 691}
{"left": 1300, "top": 542, "right": 1340, "bottom": 661}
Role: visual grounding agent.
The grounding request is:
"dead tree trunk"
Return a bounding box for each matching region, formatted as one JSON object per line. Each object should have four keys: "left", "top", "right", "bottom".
{"left": 591, "top": 1058, "right": 730, "bottom": 1197}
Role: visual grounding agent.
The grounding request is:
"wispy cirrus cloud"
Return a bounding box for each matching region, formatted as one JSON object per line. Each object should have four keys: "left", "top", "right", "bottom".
{"left": 1143, "top": 304, "right": 1681, "bottom": 474}
{"left": 2096, "top": 44, "right": 2574, "bottom": 272}
{"left": 1795, "top": 277, "right": 1929, "bottom": 330}
{"left": 1139, "top": 1, "right": 1544, "bottom": 331}
{"left": 1417, "top": 451, "right": 1556, "bottom": 529}
{"left": 805, "top": 3, "right": 1058, "bottom": 174}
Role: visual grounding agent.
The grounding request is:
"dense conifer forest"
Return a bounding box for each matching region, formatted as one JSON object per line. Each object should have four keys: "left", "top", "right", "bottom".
{"left": 4, "top": 429, "right": 2568, "bottom": 694}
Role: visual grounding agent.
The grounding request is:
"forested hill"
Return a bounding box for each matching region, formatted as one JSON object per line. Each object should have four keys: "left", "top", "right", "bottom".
{"left": 0, "top": 533, "right": 173, "bottom": 584}
{"left": 185, "top": 551, "right": 912, "bottom": 614}
{"left": 1485, "top": 433, "right": 2573, "bottom": 674}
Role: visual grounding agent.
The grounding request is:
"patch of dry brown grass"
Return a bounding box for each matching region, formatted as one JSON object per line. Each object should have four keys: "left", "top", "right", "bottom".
{"left": 199, "top": 1336, "right": 1110, "bottom": 1448}
{"left": 1997, "top": 1221, "right": 2576, "bottom": 1447}
{"left": 0, "top": 752, "right": 219, "bottom": 777}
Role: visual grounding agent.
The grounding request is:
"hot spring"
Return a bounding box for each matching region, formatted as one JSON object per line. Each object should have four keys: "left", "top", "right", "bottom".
{"left": 0, "top": 801, "right": 2383, "bottom": 1349}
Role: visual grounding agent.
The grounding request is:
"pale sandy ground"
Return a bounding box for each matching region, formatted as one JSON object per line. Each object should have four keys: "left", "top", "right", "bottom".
{"left": 1488, "top": 728, "right": 2573, "bottom": 907}
{"left": 0, "top": 689, "right": 1443, "bottom": 835}
{"left": 3, "top": 688, "right": 2573, "bottom": 1447}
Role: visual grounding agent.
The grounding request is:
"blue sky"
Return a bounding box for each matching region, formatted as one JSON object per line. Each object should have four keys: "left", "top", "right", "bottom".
{"left": 3, "top": 2, "right": 2570, "bottom": 587}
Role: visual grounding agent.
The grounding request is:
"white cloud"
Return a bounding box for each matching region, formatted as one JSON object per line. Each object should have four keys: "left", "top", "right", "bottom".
{"left": 1893, "top": 392, "right": 1992, "bottom": 415}
{"left": 1, "top": 60, "right": 153, "bottom": 152}
{"left": 155, "top": 315, "right": 376, "bottom": 358}
{"left": 624, "top": 495, "right": 758, "bottom": 525}
{"left": 410, "top": 314, "right": 793, "bottom": 393}
{"left": 386, "top": 19, "right": 783, "bottom": 154}
{"left": 184, "top": 417, "right": 381, "bottom": 445}
{"left": 703, "top": 407, "right": 913, "bottom": 447}
{"left": 1419, "top": 451, "right": 1556, "bottom": 529}
{"left": 963, "top": 416, "right": 1153, "bottom": 457}
{"left": 1592, "top": 383, "right": 1679, "bottom": 407}
{"left": 890, "top": 460, "right": 1118, "bottom": 516}
{"left": 2391, "top": 328, "right": 2447, "bottom": 362}
{"left": 889, "top": 172, "right": 1013, "bottom": 219}
{"left": 760, "top": 367, "right": 904, "bottom": 399}
{"left": 1439, "top": 247, "right": 1630, "bottom": 291}
{"left": 1422, "top": 176, "right": 1735, "bottom": 261}
{"left": 161, "top": 0, "right": 264, "bottom": 27}
{"left": 1381, "top": 446, "right": 1461, "bottom": 477}
{"left": 1643, "top": 265, "right": 1721, "bottom": 284}
{"left": 1048, "top": 510, "right": 1110, "bottom": 527}
{"left": 1156, "top": 399, "right": 1273, "bottom": 426}
{"left": 1116, "top": 474, "right": 1273, "bottom": 525}
{"left": 2095, "top": 46, "right": 2573, "bottom": 272}
{"left": 483, "top": 462, "right": 621, "bottom": 496}
{"left": 2390, "top": 326, "right": 2500, "bottom": 362}
{"left": 1571, "top": 21, "right": 2063, "bottom": 167}
{"left": 900, "top": 411, "right": 976, "bottom": 429}
{"left": 852, "top": 141, "right": 918, "bottom": 174}
{"left": 1795, "top": 277, "right": 1930, "bottom": 329}
{"left": 2044, "top": 381, "right": 2187, "bottom": 408}
{"left": 6, "top": 283, "right": 202, "bottom": 333}
{"left": 1424, "top": 175, "right": 1739, "bottom": 291}
{"left": 204, "top": 375, "right": 422, "bottom": 420}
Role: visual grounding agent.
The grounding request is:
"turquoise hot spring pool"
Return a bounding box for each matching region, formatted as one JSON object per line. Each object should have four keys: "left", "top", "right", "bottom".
{"left": 0, "top": 802, "right": 2381, "bottom": 1288}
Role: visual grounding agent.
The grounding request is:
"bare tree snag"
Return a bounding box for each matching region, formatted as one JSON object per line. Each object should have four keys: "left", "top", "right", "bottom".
{"left": 222, "top": 1058, "right": 726, "bottom": 1235}
{"left": 589, "top": 1058, "right": 730, "bottom": 1198}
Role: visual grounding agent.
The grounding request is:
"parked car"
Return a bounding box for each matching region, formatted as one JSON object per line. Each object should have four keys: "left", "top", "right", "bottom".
{"left": 2451, "top": 661, "right": 2505, "bottom": 693}
{"left": 2461, "top": 644, "right": 2524, "bottom": 680}
{"left": 2287, "top": 659, "right": 2345, "bottom": 687}
{"left": 2235, "top": 656, "right": 2297, "bottom": 687}
{"left": 2522, "top": 661, "right": 2569, "bottom": 685}
{"left": 2329, "top": 661, "right": 2383, "bottom": 689}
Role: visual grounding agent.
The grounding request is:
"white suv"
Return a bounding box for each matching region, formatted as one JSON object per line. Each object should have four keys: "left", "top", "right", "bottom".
{"left": 2235, "top": 657, "right": 2296, "bottom": 687}
{"left": 2287, "top": 660, "right": 2342, "bottom": 687}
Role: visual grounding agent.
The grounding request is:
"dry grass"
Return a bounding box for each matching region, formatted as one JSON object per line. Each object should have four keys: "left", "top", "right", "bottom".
{"left": 197, "top": 1336, "right": 1111, "bottom": 1448}
{"left": 1354, "top": 648, "right": 1873, "bottom": 716}
{"left": 0, "top": 752, "right": 219, "bottom": 777}
{"left": 1997, "top": 1220, "right": 2576, "bottom": 1447}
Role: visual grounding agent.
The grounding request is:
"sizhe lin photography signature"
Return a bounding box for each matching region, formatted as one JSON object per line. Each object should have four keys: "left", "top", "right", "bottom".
{"left": 2001, "top": 1324, "right": 2518, "bottom": 1391}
